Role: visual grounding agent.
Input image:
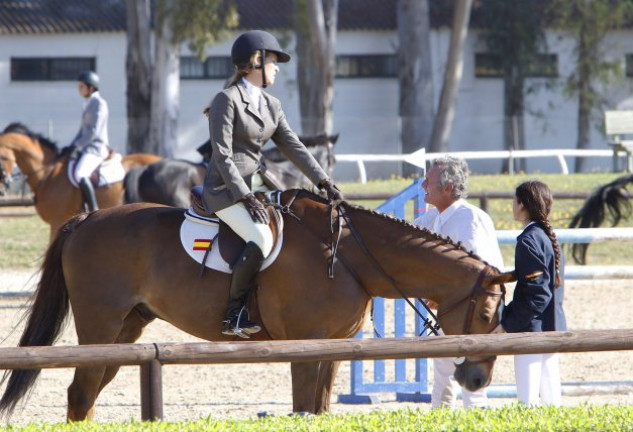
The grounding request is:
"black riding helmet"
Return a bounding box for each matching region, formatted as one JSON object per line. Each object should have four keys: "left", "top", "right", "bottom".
{"left": 77, "top": 71, "right": 99, "bottom": 90}
{"left": 231, "top": 30, "right": 290, "bottom": 88}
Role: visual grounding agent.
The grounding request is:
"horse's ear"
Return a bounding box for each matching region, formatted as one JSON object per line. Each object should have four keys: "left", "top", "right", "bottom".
{"left": 491, "top": 271, "right": 517, "bottom": 285}
{"left": 329, "top": 133, "right": 339, "bottom": 144}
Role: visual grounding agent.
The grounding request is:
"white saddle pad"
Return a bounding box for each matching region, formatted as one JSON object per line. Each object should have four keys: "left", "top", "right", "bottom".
{"left": 179, "top": 209, "right": 283, "bottom": 274}
{"left": 68, "top": 154, "right": 125, "bottom": 188}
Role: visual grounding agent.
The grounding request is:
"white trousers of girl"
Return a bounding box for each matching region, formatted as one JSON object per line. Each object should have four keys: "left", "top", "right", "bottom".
{"left": 514, "top": 353, "right": 562, "bottom": 406}
{"left": 216, "top": 202, "right": 274, "bottom": 258}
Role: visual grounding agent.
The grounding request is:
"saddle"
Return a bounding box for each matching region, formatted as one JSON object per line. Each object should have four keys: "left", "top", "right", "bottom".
{"left": 182, "top": 186, "right": 284, "bottom": 272}
{"left": 66, "top": 148, "right": 124, "bottom": 188}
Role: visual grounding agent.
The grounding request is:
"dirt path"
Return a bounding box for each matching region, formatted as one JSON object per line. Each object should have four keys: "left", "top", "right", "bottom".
{"left": 0, "top": 272, "right": 632, "bottom": 424}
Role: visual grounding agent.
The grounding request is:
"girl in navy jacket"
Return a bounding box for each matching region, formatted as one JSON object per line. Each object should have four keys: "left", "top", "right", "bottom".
{"left": 501, "top": 180, "right": 566, "bottom": 406}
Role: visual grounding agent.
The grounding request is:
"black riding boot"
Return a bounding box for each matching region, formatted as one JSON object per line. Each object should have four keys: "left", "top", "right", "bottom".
{"left": 79, "top": 177, "right": 99, "bottom": 212}
{"left": 221, "top": 241, "right": 264, "bottom": 338}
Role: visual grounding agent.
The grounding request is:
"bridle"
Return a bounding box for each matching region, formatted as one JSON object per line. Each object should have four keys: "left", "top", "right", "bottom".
{"left": 0, "top": 152, "right": 15, "bottom": 190}
{"left": 271, "top": 193, "right": 506, "bottom": 348}
{"left": 437, "top": 265, "right": 506, "bottom": 366}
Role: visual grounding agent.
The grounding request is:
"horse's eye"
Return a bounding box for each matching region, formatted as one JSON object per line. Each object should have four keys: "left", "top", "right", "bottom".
{"left": 479, "top": 311, "right": 491, "bottom": 322}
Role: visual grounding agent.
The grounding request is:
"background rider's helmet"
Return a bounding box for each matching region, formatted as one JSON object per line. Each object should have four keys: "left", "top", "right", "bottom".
{"left": 77, "top": 71, "right": 100, "bottom": 90}
{"left": 231, "top": 30, "right": 291, "bottom": 67}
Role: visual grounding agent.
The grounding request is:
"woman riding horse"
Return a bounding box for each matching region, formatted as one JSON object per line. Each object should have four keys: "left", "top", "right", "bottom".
{"left": 71, "top": 71, "right": 110, "bottom": 212}
{"left": 202, "top": 30, "right": 343, "bottom": 338}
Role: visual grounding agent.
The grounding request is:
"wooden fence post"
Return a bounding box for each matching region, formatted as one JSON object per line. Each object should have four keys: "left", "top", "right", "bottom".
{"left": 140, "top": 359, "right": 163, "bottom": 421}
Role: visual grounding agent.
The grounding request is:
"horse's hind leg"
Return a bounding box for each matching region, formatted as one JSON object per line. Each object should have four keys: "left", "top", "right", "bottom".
{"left": 314, "top": 360, "right": 341, "bottom": 414}
{"left": 67, "top": 307, "right": 150, "bottom": 421}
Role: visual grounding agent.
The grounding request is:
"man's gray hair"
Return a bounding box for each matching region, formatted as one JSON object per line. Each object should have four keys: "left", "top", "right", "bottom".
{"left": 431, "top": 156, "right": 469, "bottom": 199}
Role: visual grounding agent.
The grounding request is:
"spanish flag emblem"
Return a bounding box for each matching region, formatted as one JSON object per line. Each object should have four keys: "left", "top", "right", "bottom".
{"left": 193, "top": 238, "right": 213, "bottom": 251}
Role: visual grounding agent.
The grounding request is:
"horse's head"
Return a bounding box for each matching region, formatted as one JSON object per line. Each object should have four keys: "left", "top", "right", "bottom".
{"left": 0, "top": 147, "right": 16, "bottom": 195}
{"left": 439, "top": 269, "right": 516, "bottom": 391}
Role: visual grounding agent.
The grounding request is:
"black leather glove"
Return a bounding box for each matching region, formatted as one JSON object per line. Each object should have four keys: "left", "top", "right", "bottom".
{"left": 319, "top": 179, "right": 344, "bottom": 201}
{"left": 243, "top": 193, "right": 269, "bottom": 224}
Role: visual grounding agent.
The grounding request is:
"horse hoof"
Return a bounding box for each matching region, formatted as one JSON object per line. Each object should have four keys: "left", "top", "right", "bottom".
{"left": 257, "top": 411, "right": 274, "bottom": 418}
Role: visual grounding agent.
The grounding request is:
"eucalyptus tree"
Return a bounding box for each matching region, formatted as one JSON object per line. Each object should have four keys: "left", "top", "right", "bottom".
{"left": 397, "top": 0, "right": 433, "bottom": 177}
{"left": 478, "top": 0, "right": 548, "bottom": 173}
{"left": 550, "top": 0, "right": 633, "bottom": 172}
{"left": 293, "top": 0, "right": 339, "bottom": 136}
{"left": 125, "top": 0, "right": 237, "bottom": 156}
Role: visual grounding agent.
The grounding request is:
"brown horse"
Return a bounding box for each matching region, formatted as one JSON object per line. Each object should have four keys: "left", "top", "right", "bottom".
{"left": 0, "top": 123, "right": 161, "bottom": 240}
{"left": 0, "top": 191, "right": 514, "bottom": 421}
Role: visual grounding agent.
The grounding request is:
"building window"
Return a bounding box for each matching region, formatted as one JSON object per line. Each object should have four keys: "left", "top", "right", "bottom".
{"left": 475, "top": 53, "right": 558, "bottom": 78}
{"left": 11, "top": 57, "right": 96, "bottom": 81}
{"left": 626, "top": 54, "right": 633, "bottom": 77}
{"left": 336, "top": 55, "right": 397, "bottom": 78}
{"left": 180, "top": 56, "right": 233, "bottom": 79}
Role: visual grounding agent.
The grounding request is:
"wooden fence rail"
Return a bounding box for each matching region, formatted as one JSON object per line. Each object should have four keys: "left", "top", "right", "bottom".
{"left": 1, "top": 329, "right": 632, "bottom": 420}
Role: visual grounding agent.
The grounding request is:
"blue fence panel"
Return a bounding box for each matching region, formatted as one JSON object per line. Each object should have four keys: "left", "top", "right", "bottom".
{"left": 338, "top": 178, "right": 432, "bottom": 404}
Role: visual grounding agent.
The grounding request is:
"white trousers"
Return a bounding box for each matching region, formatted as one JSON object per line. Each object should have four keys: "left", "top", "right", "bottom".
{"left": 74, "top": 152, "right": 106, "bottom": 180}
{"left": 216, "top": 202, "right": 274, "bottom": 258}
{"left": 432, "top": 357, "right": 488, "bottom": 408}
{"left": 514, "top": 353, "right": 561, "bottom": 407}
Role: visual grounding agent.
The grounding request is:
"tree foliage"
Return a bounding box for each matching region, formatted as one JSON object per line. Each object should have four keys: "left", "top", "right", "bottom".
{"left": 549, "top": 0, "right": 633, "bottom": 172}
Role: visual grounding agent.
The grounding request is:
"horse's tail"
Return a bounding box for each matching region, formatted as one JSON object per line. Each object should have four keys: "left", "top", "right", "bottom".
{"left": 0, "top": 213, "right": 89, "bottom": 418}
{"left": 569, "top": 174, "right": 633, "bottom": 264}
{"left": 123, "top": 166, "right": 146, "bottom": 203}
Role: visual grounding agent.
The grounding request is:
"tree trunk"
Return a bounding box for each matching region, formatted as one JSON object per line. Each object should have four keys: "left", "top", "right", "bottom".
{"left": 125, "top": 0, "right": 152, "bottom": 154}
{"left": 429, "top": 0, "right": 472, "bottom": 153}
{"left": 149, "top": 2, "right": 179, "bottom": 158}
{"left": 502, "top": 67, "right": 526, "bottom": 173}
{"left": 295, "top": 0, "right": 338, "bottom": 136}
{"left": 397, "top": 0, "right": 434, "bottom": 178}
{"left": 575, "top": 15, "right": 593, "bottom": 173}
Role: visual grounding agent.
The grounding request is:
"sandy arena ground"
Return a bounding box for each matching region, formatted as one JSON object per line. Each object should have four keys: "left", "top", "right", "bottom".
{"left": 0, "top": 269, "right": 632, "bottom": 424}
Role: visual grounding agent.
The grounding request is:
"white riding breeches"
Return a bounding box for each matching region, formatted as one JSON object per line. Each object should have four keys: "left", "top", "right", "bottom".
{"left": 216, "top": 202, "right": 274, "bottom": 258}
{"left": 514, "top": 353, "right": 561, "bottom": 407}
{"left": 74, "top": 151, "right": 107, "bottom": 180}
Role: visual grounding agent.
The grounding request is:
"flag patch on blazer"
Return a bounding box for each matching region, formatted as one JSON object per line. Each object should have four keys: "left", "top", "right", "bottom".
{"left": 525, "top": 270, "right": 544, "bottom": 280}
{"left": 193, "top": 238, "right": 213, "bottom": 251}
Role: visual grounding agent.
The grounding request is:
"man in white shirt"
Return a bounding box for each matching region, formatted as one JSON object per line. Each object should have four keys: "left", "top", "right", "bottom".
{"left": 413, "top": 156, "right": 504, "bottom": 409}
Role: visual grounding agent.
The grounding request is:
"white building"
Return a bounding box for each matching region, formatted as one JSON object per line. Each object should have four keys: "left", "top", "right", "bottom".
{"left": 1, "top": 0, "right": 632, "bottom": 180}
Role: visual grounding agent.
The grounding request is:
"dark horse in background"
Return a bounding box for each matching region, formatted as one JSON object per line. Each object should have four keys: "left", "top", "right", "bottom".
{"left": 568, "top": 174, "right": 633, "bottom": 264}
{"left": 0, "top": 191, "right": 512, "bottom": 421}
{"left": 124, "top": 134, "right": 338, "bottom": 208}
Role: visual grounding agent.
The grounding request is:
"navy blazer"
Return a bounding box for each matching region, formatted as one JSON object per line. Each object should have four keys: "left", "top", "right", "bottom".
{"left": 502, "top": 223, "right": 567, "bottom": 333}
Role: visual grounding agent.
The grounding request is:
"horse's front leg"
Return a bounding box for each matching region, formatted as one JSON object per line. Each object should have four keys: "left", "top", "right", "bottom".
{"left": 290, "top": 361, "right": 320, "bottom": 413}
{"left": 314, "top": 360, "right": 340, "bottom": 414}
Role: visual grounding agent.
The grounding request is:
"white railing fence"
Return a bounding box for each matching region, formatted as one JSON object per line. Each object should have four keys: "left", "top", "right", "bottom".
{"left": 337, "top": 148, "right": 623, "bottom": 183}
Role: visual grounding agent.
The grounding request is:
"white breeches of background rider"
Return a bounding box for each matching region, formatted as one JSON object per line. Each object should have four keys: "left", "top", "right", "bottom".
{"left": 74, "top": 148, "right": 108, "bottom": 180}
{"left": 514, "top": 353, "right": 561, "bottom": 407}
{"left": 216, "top": 202, "right": 274, "bottom": 258}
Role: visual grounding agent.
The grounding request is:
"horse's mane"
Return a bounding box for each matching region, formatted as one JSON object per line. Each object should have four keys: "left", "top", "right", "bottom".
{"left": 3, "top": 122, "right": 60, "bottom": 156}
{"left": 294, "top": 189, "right": 492, "bottom": 268}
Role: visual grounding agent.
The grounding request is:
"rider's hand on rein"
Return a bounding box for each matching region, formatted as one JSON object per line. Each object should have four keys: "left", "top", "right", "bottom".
{"left": 319, "top": 179, "right": 344, "bottom": 201}
{"left": 243, "top": 193, "right": 269, "bottom": 225}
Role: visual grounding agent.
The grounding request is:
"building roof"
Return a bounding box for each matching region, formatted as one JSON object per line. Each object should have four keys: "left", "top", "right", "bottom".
{"left": 0, "top": 0, "right": 483, "bottom": 35}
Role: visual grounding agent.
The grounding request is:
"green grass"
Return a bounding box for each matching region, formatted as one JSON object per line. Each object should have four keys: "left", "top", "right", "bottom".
{"left": 0, "top": 173, "right": 631, "bottom": 269}
{"left": 2, "top": 404, "right": 632, "bottom": 431}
